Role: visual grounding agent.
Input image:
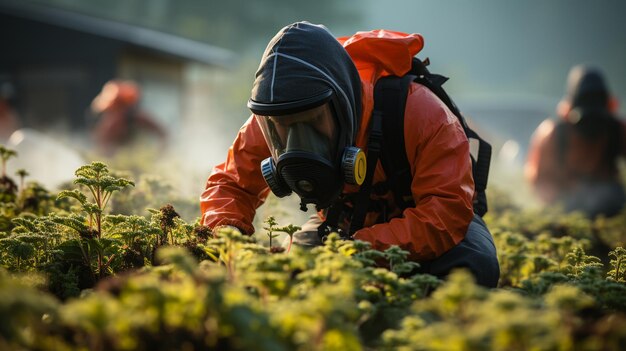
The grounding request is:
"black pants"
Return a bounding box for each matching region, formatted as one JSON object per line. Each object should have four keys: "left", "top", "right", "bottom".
{"left": 285, "top": 214, "right": 500, "bottom": 288}
{"left": 415, "top": 214, "right": 500, "bottom": 288}
{"left": 560, "top": 181, "right": 626, "bottom": 218}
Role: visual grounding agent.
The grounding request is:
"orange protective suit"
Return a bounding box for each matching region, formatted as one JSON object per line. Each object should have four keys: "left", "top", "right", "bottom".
{"left": 525, "top": 118, "right": 626, "bottom": 204}
{"left": 201, "top": 29, "right": 474, "bottom": 260}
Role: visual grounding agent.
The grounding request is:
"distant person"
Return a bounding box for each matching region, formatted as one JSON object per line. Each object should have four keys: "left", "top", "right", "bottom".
{"left": 90, "top": 79, "right": 167, "bottom": 156}
{"left": 525, "top": 65, "right": 626, "bottom": 218}
{"left": 0, "top": 79, "right": 20, "bottom": 141}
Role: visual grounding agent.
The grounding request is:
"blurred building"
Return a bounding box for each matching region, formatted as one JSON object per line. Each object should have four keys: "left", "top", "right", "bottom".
{"left": 0, "top": 0, "right": 236, "bottom": 133}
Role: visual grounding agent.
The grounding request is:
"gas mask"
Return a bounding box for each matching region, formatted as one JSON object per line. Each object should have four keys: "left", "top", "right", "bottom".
{"left": 249, "top": 90, "right": 366, "bottom": 211}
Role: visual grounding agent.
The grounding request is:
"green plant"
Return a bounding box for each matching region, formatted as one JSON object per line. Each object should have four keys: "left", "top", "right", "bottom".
{"left": 0, "top": 146, "right": 17, "bottom": 179}
{"left": 562, "top": 246, "right": 604, "bottom": 279}
{"left": 58, "top": 162, "right": 134, "bottom": 236}
{"left": 157, "top": 204, "right": 180, "bottom": 245}
{"left": 14, "top": 169, "right": 28, "bottom": 193}
{"left": 263, "top": 215, "right": 301, "bottom": 252}
{"left": 2, "top": 215, "right": 60, "bottom": 271}
{"left": 0, "top": 146, "right": 18, "bottom": 204}
{"left": 105, "top": 214, "right": 161, "bottom": 269}
{"left": 19, "top": 181, "right": 55, "bottom": 215}
{"left": 607, "top": 247, "right": 626, "bottom": 282}
{"left": 56, "top": 162, "right": 134, "bottom": 279}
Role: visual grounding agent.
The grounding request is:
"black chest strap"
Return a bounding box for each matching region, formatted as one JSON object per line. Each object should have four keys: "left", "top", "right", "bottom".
{"left": 318, "top": 76, "right": 411, "bottom": 239}
{"left": 318, "top": 110, "right": 383, "bottom": 240}
{"left": 348, "top": 110, "right": 383, "bottom": 234}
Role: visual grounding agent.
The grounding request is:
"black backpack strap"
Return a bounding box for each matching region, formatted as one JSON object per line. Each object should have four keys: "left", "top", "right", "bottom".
{"left": 466, "top": 128, "right": 491, "bottom": 216}
{"left": 371, "top": 58, "right": 492, "bottom": 216}
{"left": 349, "top": 74, "right": 418, "bottom": 233}
{"left": 318, "top": 108, "right": 385, "bottom": 238}
{"left": 377, "top": 75, "right": 418, "bottom": 209}
{"left": 348, "top": 110, "right": 383, "bottom": 234}
{"left": 410, "top": 58, "right": 491, "bottom": 216}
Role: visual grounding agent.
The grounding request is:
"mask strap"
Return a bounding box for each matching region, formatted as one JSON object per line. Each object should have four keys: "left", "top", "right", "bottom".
{"left": 318, "top": 110, "right": 383, "bottom": 240}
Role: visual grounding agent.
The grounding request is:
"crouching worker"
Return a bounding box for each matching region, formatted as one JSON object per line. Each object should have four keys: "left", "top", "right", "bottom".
{"left": 525, "top": 65, "right": 626, "bottom": 218}
{"left": 200, "top": 22, "right": 500, "bottom": 288}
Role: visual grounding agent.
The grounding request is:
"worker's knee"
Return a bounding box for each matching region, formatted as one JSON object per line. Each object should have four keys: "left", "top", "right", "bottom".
{"left": 420, "top": 215, "right": 500, "bottom": 288}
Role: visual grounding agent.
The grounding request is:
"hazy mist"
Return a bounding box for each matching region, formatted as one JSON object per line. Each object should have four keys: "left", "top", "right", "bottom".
{"left": 4, "top": 0, "right": 626, "bottom": 226}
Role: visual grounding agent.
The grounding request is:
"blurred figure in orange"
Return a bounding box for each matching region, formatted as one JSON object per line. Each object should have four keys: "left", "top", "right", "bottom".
{"left": 525, "top": 65, "right": 626, "bottom": 218}
{"left": 0, "top": 79, "right": 20, "bottom": 142}
{"left": 90, "top": 79, "right": 167, "bottom": 156}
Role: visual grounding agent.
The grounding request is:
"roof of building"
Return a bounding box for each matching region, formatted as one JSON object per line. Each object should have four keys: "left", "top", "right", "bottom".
{"left": 0, "top": 1, "right": 238, "bottom": 67}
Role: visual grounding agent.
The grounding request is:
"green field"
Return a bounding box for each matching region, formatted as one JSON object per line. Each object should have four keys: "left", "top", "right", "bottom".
{"left": 1, "top": 146, "right": 625, "bottom": 351}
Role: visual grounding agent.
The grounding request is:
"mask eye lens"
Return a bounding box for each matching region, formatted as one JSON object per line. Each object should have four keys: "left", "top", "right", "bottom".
{"left": 269, "top": 117, "right": 289, "bottom": 142}
{"left": 311, "top": 110, "right": 335, "bottom": 141}
{"left": 256, "top": 101, "right": 339, "bottom": 162}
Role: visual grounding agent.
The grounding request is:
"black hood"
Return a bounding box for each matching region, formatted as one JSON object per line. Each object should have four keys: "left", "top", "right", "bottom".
{"left": 565, "top": 65, "right": 610, "bottom": 111}
{"left": 250, "top": 22, "right": 362, "bottom": 146}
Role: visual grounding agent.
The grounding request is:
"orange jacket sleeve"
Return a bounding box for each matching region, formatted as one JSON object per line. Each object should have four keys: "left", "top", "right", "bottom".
{"left": 352, "top": 83, "right": 475, "bottom": 260}
{"left": 200, "top": 116, "right": 271, "bottom": 234}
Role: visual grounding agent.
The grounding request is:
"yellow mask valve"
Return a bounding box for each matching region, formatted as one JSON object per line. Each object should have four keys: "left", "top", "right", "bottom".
{"left": 342, "top": 147, "right": 367, "bottom": 185}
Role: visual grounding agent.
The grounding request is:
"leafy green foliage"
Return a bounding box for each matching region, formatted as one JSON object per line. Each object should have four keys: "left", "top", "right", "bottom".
{"left": 381, "top": 271, "right": 603, "bottom": 351}
{"left": 0, "top": 269, "right": 58, "bottom": 350}
{"left": 0, "top": 157, "right": 625, "bottom": 349}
